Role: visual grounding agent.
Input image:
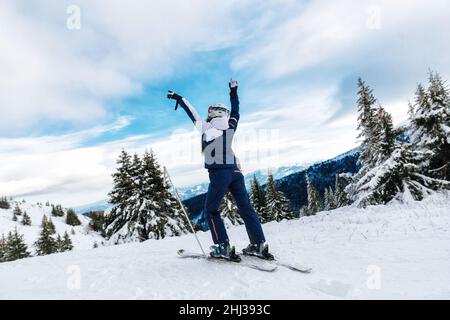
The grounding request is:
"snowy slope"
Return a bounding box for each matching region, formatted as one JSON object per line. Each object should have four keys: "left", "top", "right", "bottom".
{"left": 0, "top": 202, "right": 103, "bottom": 252}
{"left": 0, "top": 192, "right": 449, "bottom": 299}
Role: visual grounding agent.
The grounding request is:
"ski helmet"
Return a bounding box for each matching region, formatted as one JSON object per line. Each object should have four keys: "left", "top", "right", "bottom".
{"left": 207, "top": 103, "right": 230, "bottom": 122}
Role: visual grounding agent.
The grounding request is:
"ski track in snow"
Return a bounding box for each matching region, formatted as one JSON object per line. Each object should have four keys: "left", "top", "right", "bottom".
{"left": 1, "top": 193, "right": 449, "bottom": 299}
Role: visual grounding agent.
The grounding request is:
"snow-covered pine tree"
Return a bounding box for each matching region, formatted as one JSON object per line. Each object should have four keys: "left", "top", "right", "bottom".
{"left": 264, "top": 172, "right": 294, "bottom": 222}
{"left": 136, "top": 151, "right": 173, "bottom": 241}
{"left": 13, "top": 204, "right": 22, "bottom": 216}
{"left": 410, "top": 72, "right": 450, "bottom": 183}
{"left": 63, "top": 231, "right": 73, "bottom": 251}
{"left": 106, "top": 150, "right": 191, "bottom": 243}
{"left": 107, "top": 152, "right": 145, "bottom": 242}
{"left": 334, "top": 173, "right": 351, "bottom": 208}
{"left": 0, "top": 196, "right": 10, "bottom": 209}
{"left": 41, "top": 215, "right": 48, "bottom": 227}
{"left": 66, "top": 209, "right": 81, "bottom": 226}
{"left": 348, "top": 80, "right": 409, "bottom": 206}
{"left": 51, "top": 205, "right": 57, "bottom": 217}
{"left": 323, "top": 188, "right": 330, "bottom": 211}
{"left": 250, "top": 175, "right": 266, "bottom": 222}
{"left": 130, "top": 152, "right": 143, "bottom": 190}
{"left": 35, "top": 215, "right": 58, "bottom": 255}
{"left": 306, "top": 175, "right": 321, "bottom": 215}
{"left": 324, "top": 187, "right": 336, "bottom": 211}
{"left": 219, "top": 192, "right": 243, "bottom": 227}
{"left": 356, "top": 141, "right": 430, "bottom": 206}
{"left": 141, "top": 151, "right": 190, "bottom": 239}
{"left": 0, "top": 234, "right": 7, "bottom": 263}
{"left": 47, "top": 217, "right": 56, "bottom": 234}
{"left": 51, "top": 204, "right": 65, "bottom": 217}
{"left": 354, "top": 72, "right": 450, "bottom": 207}
{"left": 56, "top": 234, "right": 63, "bottom": 251}
{"left": 160, "top": 166, "right": 192, "bottom": 238}
{"left": 58, "top": 205, "right": 65, "bottom": 216}
{"left": 354, "top": 100, "right": 438, "bottom": 206}
{"left": 356, "top": 78, "right": 379, "bottom": 169}
{"left": 5, "top": 229, "right": 30, "bottom": 261}
{"left": 352, "top": 106, "right": 397, "bottom": 206}
{"left": 21, "top": 211, "right": 32, "bottom": 226}
{"left": 104, "top": 150, "right": 136, "bottom": 242}
{"left": 347, "top": 79, "right": 380, "bottom": 202}
{"left": 373, "top": 107, "right": 396, "bottom": 163}
{"left": 56, "top": 232, "right": 74, "bottom": 252}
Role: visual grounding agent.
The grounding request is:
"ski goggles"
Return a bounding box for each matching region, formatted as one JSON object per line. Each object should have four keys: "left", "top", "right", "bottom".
{"left": 208, "top": 106, "right": 230, "bottom": 116}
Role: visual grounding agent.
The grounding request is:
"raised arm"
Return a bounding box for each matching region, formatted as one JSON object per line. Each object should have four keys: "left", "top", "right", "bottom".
{"left": 167, "top": 91, "right": 206, "bottom": 133}
{"left": 228, "top": 79, "right": 240, "bottom": 130}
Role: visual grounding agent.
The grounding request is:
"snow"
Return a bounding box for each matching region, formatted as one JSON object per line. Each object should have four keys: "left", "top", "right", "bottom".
{"left": 0, "top": 202, "right": 103, "bottom": 252}
{"left": 1, "top": 192, "right": 449, "bottom": 299}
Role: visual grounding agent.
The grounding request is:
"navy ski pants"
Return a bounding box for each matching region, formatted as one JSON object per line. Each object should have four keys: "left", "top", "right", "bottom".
{"left": 204, "top": 168, "right": 266, "bottom": 245}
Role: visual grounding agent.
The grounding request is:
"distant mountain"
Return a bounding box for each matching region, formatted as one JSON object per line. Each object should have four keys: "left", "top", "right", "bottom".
{"left": 276, "top": 148, "right": 360, "bottom": 211}
{"left": 177, "top": 184, "right": 209, "bottom": 201}
{"left": 177, "top": 164, "right": 305, "bottom": 200}
{"left": 183, "top": 149, "right": 360, "bottom": 217}
{"left": 74, "top": 199, "right": 111, "bottom": 214}
{"left": 247, "top": 164, "right": 306, "bottom": 187}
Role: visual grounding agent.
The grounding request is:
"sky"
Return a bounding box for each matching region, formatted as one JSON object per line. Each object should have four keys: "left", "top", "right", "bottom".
{"left": 1, "top": 0, "right": 449, "bottom": 207}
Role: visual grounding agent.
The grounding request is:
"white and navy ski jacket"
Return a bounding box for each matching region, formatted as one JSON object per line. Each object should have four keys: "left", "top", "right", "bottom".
{"left": 178, "top": 93, "right": 240, "bottom": 170}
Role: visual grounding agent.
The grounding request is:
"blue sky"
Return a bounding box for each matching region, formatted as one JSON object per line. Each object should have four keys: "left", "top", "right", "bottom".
{"left": 0, "top": 0, "right": 449, "bottom": 206}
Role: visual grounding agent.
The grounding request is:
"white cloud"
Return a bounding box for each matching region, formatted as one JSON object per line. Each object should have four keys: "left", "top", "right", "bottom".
{"left": 232, "top": 0, "right": 368, "bottom": 78}
{"left": 0, "top": 0, "right": 248, "bottom": 134}
{"left": 0, "top": 117, "right": 133, "bottom": 205}
{"left": 232, "top": 0, "right": 450, "bottom": 79}
{"left": 0, "top": 2, "right": 137, "bottom": 133}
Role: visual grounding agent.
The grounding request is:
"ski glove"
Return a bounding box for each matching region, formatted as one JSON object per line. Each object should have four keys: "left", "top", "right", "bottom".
{"left": 229, "top": 79, "right": 238, "bottom": 98}
{"left": 167, "top": 90, "right": 183, "bottom": 110}
{"left": 167, "top": 90, "right": 182, "bottom": 101}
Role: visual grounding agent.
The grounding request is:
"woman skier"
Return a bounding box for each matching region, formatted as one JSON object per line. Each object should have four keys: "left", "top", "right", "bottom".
{"left": 167, "top": 80, "right": 273, "bottom": 262}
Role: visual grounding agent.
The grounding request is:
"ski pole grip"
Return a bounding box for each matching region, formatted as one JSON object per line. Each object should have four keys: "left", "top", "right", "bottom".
{"left": 167, "top": 90, "right": 181, "bottom": 110}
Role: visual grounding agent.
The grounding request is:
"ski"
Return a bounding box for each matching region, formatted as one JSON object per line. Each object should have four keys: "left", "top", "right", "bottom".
{"left": 275, "top": 260, "right": 312, "bottom": 274}
{"left": 177, "top": 249, "right": 278, "bottom": 272}
{"left": 242, "top": 253, "right": 312, "bottom": 274}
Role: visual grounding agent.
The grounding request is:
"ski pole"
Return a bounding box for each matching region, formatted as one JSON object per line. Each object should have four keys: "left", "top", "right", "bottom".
{"left": 163, "top": 167, "right": 207, "bottom": 257}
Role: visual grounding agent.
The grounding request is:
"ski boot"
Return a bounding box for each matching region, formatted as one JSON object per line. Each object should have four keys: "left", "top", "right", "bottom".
{"left": 210, "top": 241, "right": 241, "bottom": 262}
{"left": 242, "top": 243, "right": 275, "bottom": 261}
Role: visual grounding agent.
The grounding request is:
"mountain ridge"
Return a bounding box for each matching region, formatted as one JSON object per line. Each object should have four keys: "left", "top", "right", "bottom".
{"left": 183, "top": 148, "right": 360, "bottom": 216}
